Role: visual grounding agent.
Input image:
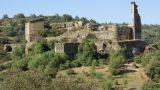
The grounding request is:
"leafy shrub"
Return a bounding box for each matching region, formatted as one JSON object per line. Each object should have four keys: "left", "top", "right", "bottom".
{"left": 37, "top": 29, "right": 49, "bottom": 37}
{"left": 98, "top": 59, "right": 106, "bottom": 67}
{"left": 0, "top": 51, "right": 11, "bottom": 62}
{"left": 141, "top": 52, "right": 157, "bottom": 66}
{"left": 60, "top": 37, "right": 69, "bottom": 43}
{"left": 76, "top": 39, "right": 97, "bottom": 66}
{"left": 52, "top": 77, "right": 100, "bottom": 90}
{"left": 86, "top": 33, "right": 97, "bottom": 40}
{"left": 49, "top": 29, "right": 67, "bottom": 37}
{"left": 92, "top": 60, "right": 98, "bottom": 67}
{"left": 66, "top": 69, "right": 76, "bottom": 75}
{"left": 89, "top": 64, "right": 103, "bottom": 79}
{"left": 0, "top": 70, "right": 53, "bottom": 90}
{"left": 100, "top": 79, "right": 113, "bottom": 90}
{"left": 0, "top": 37, "right": 10, "bottom": 44}
{"left": 133, "top": 55, "right": 142, "bottom": 63}
{"left": 109, "top": 49, "right": 125, "bottom": 75}
{"left": 28, "top": 52, "right": 68, "bottom": 71}
{"left": 145, "top": 59, "right": 160, "bottom": 82}
{"left": 29, "top": 41, "right": 50, "bottom": 54}
{"left": 71, "top": 60, "right": 82, "bottom": 67}
{"left": 47, "top": 40, "right": 58, "bottom": 50}
{"left": 11, "top": 45, "right": 25, "bottom": 60}
{"left": 44, "top": 67, "right": 58, "bottom": 78}
{"left": 11, "top": 59, "right": 28, "bottom": 71}
{"left": 141, "top": 81, "right": 160, "bottom": 90}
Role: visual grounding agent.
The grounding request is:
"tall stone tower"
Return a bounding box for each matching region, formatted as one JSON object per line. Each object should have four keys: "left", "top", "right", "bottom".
{"left": 131, "top": 1, "right": 142, "bottom": 40}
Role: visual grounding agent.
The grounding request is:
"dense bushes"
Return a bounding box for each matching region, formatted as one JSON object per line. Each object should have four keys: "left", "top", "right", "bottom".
{"left": 100, "top": 79, "right": 113, "bottom": 90}
{"left": 29, "top": 41, "right": 50, "bottom": 54}
{"left": 109, "top": 49, "right": 125, "bottom": 75}
{"left": 0, "top": 38, "right": 10, "bottom": 44}
{"left": 28, "top": 40, "right": 56, "bottom": 54}
{"left": 52, "top": 77, "right": 100, "bottom": 90}
{"left": 37, "top": 28, "right": 67, "bottom": 37}
{"left": 0, "top": 70, "right": 101, "bottom": 90}
{"left": 76, "top": 39, "right": 98, "bottom": 66}
{"left": 0, "top": 70, "right": 53, "bottom": 90}
{"left": 11, "top": 45, "right": 25, "bottom": 60}
{"left": 145, "top": 60, "right": 160, "bottom": 82}
{"left": 0, "top": 51, "right": 11, "bottom": 63}
{"left": 11, "top": 50, "right": 70, "bottom": 73}
{"left": 11, "top": 59, "right": 28, "bottom": 71}
{"left": 133, "top": 51, "right": 160, "bottom": 82}
{"left": 141, "top": 81, "right": 160, "bottom": 90}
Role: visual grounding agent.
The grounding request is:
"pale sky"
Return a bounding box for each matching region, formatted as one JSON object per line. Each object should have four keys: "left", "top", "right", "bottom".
{"left": 0, "top": 0, "right": 159, "bottom": 24}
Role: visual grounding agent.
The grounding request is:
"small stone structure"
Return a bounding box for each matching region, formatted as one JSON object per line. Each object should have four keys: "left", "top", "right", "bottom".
{"left": 55, "top": 43, "right": 80, "bottom": 57}
{"left": 4, "top": 44, "right": 20, "bottom": 53}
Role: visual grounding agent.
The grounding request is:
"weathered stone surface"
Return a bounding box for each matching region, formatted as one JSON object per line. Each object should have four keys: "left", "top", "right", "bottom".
{"left": 144, "top": 44, "right": 159, "bottom": 52}
{"left": 25, "top": 18, "right": 44, "bottom": 54}
{"left": 4, "top": 44, "right": 20, "bottom": 53}
{"left": 25, "top": 18, "right": 44, "bottom": 43}
{"left": 131, "top": 1, "right": 142, "bottom": 40}
{"left": 50, "top": 21, "right": 84, "bottom": 30}
{"left": 55, "top": 43, "right": 80, "bottom": 57}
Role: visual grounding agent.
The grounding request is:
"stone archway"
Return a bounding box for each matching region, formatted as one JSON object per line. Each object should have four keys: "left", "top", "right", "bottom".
{"left": 5, "top": 45, "right": 12, "bottom": 52}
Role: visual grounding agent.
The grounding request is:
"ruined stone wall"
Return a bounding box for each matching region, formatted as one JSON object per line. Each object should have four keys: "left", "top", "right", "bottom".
{"left": 25, "top": 19, "right": 44, "bottom": 54}
{"left": 50, "top": 21, "right": 84, "bottom": 30}
{"left": 54, "top": 43, "right": 64, "bottom": 53}
{"left": 50, "top": 23, "right": 66, "bottom": 29}
{"left": 92, "top": 25, "right": 118, "bottom": 42}
{"left": 131, "top": 1, "right": 142, "bottom": 39}
{"left": 25, "top": 21, "right": 44, "bottom": 43}
{"left": 117, "top": 26, "right": 133, "bottom": 40}
{"left": 55, "top": 43, "right": 80, "bottom": 57}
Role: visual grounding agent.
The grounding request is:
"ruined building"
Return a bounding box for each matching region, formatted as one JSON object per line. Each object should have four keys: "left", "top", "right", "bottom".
{"left": 4, "top": 1, "right": 145, "bottom": 56}
{"left": 55, "top": 43, "right": 80, "bottom": 57}
{"left": 131, "top": 1, "right": 142, "bottom": 40}
{"left": 10, "top": 1, "right": 144, "bottom": 56}
{"left": 54, "top": 1, "right": 146, "bottom": 55}
{"left": 25, "top": 18, "right": 44, "bottom": 54}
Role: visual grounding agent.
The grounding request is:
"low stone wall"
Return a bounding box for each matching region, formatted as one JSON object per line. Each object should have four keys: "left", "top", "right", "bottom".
{"left": 4, "top": 44, "right": 20, "bottom": 53}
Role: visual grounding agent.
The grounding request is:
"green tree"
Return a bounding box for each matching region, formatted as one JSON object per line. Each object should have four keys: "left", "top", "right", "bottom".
{"left": 77, "top": 39, "right": 97, "bottom": 66}
{"left": 2, "top": 14, "right": 9, "bottom": 19}
{"left": 109, "top": 49, "right": 125, "bottom": 75}
{"left": 13, "top": 13, "right": 25, "bottom": 19}
{"left": 146, "top": 59, "right": 160, "bottom": 82}
{"left": 63, "top": 14, "right": 73, "bottom": 22}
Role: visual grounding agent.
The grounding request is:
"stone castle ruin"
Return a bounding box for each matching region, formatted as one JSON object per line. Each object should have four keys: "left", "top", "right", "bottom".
{"left": 53, "top": 1, "right": 146, "bottom": 56}
{"left": 4, "top": 1, "right": 150, "bottom": 56}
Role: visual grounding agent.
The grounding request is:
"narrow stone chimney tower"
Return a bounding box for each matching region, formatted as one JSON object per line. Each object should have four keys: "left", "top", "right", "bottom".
{"left": 131, "top": 1, "right": 142, "bottom": 40}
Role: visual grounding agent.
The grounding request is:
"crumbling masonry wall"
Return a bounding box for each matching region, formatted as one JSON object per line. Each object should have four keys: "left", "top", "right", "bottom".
{"left": 25, "top": 18, "right": 44, "bottom": 54}
{"left": 131, "top": 1, "right": 142, "bottom": 40}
